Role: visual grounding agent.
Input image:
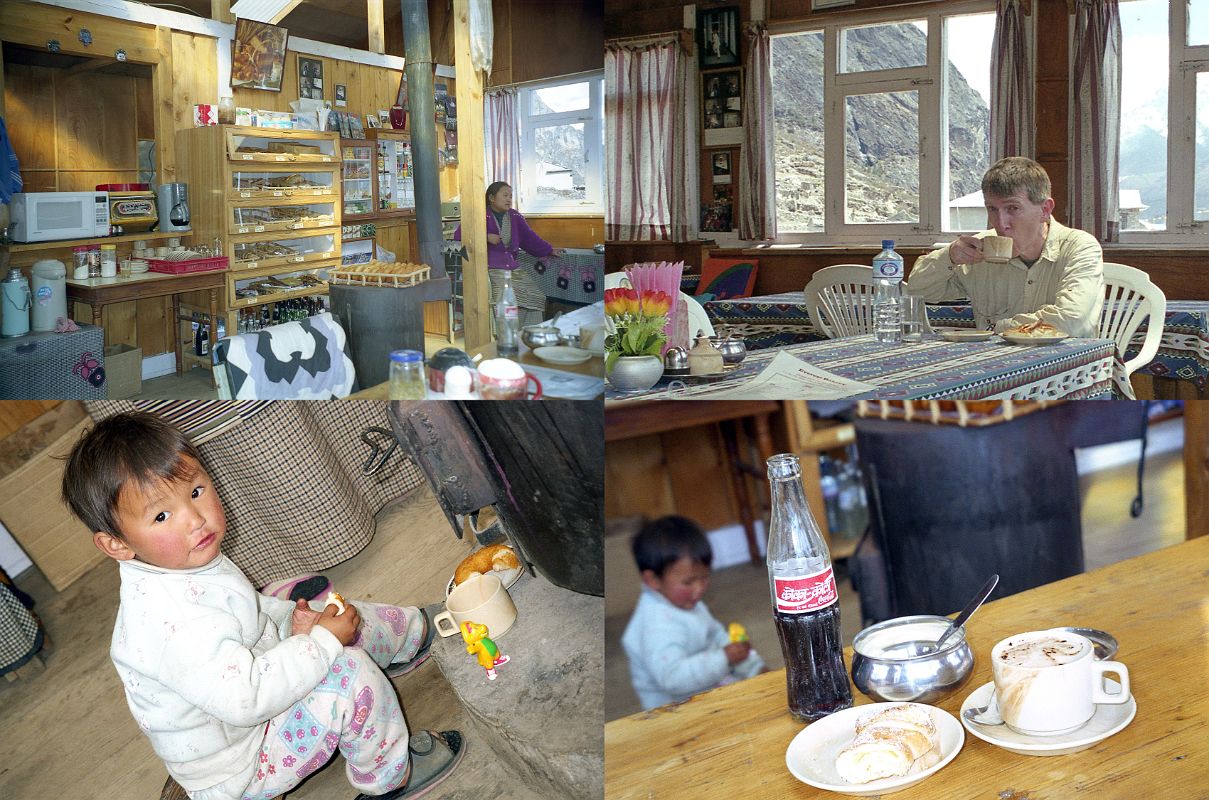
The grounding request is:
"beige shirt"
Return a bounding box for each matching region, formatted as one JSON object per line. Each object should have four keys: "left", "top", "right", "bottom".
{"left": 907, "top": 219, "right": 1104, "bottom": 338}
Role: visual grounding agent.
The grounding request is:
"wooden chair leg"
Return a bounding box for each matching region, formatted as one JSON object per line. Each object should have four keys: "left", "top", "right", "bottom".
{"left": 159, "top": 775, "right": 188, "bottom": 800}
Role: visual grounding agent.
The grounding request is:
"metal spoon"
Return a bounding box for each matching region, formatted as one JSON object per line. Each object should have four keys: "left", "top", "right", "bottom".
{"left": 929, "top": 574, "right": 1000, "bottom": 654}
{"left": 962, "top": 692, "right": 1004, "bottom": 726}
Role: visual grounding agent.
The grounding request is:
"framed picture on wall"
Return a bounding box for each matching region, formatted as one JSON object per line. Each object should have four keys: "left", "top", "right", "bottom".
{"left": 702, "top": 185, "right": 734, "bottom": 232}
{"left": 298, "top": 57, "right": 323, "bottom": 99}
{"left": 231, "top": 18, "right": 289, "bottom": 92}
{"left": 698, "top": 6, "right": 740, "bottom": 68}
{"left": 712, "top": 151, "right": 732, "bottom": 184}
{"left": 702, "top": 68, "right": 742, "bottom": 131}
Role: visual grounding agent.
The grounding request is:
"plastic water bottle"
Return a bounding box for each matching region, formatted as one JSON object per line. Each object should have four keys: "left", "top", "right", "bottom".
{"left": 494, "top": 271, "right": 520, "bottom": 357}
{"left": 873, "top": 239, "right": 904, "bottom": 344}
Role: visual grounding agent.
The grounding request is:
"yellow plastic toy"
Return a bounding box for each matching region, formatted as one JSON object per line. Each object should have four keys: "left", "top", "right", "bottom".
{"left": 728, "top": 622, "right": 749, "bottom": 643}
{"left": 461, "top": 620, "right": 511, "bottom": 681}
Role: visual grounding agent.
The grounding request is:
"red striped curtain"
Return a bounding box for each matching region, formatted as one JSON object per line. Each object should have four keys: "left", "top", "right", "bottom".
{"left": 605, "top": 38, "right": 699, "bottom": 242}
{"left": 485, "top": 88, "right": 521, "bottom": 194}
{"left": 991, "top": 0, "right": 1034, "bottom": 161}
{"left": 1070, "top": 0, "right": 1122, "bottom": 242}
{"left": 738, "top": 24, "right": 776, "bottom": 241}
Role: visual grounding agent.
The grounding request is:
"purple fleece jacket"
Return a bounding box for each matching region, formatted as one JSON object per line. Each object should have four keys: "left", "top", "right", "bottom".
{"left": 454, "top": 208, "right": 554, "bottom": 270}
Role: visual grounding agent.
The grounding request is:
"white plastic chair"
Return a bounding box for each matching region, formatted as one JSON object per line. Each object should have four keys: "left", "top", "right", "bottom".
{"left": 1100, "top": 262, "right": 1166, "bottom": 384}
{"left": 804, "top": 264, "right": 879, "bottom": 338}
{"left": 603, "top": 272, "right": 715, "bottom": 338}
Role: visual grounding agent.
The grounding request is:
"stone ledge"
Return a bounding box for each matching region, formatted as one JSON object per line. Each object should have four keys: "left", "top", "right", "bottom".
{"left": 430, "top": 572, "right": 603, "bottom": 800}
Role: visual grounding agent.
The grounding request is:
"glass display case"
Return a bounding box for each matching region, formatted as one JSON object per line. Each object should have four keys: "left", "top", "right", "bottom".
{"left": 229, "top": 200, "right": 336, "bottom": 235}
{"left": 224, "top": 128, "right": 339, "bottom": 163}
{"left": 372, "top": 131, "right": 415, "bottom": 214}
{"left": 229, "top": 169, "right": 337, "bottom": 199}
{"left": 231, "top": 231, "right": 338, "bottom": 271}
{"left": 341, "top": 140, "right": 375, "bottom": 220}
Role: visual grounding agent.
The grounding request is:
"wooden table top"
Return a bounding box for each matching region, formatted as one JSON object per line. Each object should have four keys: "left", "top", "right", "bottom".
{"left": 347, "top": 342, "right": 604, "bottom": 399}
{"left": 66, "top": 269, "right": 226, "bottom": 304}
{"left": 605, "top": 536, "right": 1209, "bottom": 798}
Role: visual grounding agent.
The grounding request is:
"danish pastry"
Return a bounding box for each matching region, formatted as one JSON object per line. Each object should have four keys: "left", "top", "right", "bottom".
{"left": 835, "top": 705, "right": 937, "bottom": 784}
{"left": 454, "top": 544, "right": 521, "bottom": 586}
{"left": 324, "top": 591, "right": 346, "bottom": 615}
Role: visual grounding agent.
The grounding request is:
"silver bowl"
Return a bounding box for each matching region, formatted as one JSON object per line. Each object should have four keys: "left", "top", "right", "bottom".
{"left": 851, "top": 615, "right": 975, "bottom": 704}
{"left": 709, "top": 335, "right": 747, "bottom": 365}
{"left": 521, "top": 325, "right": 563, "bottom": 349}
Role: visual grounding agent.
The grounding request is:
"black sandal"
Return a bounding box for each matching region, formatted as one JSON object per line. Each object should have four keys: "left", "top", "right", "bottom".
{"left": 354, "top": 730, "right": 466, "bottom": 800}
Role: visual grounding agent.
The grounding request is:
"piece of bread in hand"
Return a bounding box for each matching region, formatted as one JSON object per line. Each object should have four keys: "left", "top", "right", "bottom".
{"left": 324, "top": 591, "right": 346, "bottom": 615}
{"left": 454, "top": 544, "right": 521, "bottom": 586}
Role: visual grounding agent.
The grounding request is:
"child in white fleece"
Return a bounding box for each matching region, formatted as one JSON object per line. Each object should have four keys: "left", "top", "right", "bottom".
{"left": 62, "top": 411, "right": 463, "bottom": 800}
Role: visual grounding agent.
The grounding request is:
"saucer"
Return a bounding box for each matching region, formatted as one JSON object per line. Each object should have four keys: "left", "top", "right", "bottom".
{"left": 959, "top": 680, "right": 1135, "bottom": 756}
{"left": 1000, "top": 331, "right": 1068, "bottom": 346}
{"left": 785, "top": 702, "right": 964, "bottom": 796}
{"left": 938, "top": 328, "right": 994, "bottom": 342}
{"left": 533, "top": 345, "right": 593, "bottom": 365}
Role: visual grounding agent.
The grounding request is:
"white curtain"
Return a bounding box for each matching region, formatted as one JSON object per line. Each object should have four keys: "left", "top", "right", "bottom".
{"left": 605, "top": 37, "right": 699, "bottom": 242}
{"left": 484, "top": 87, "right": 521, "bottom": 192}
{"left": 1070, "top": 0, "right": 1122, "bottom": 241}
{"left": 991, "top": 0, "right": 1035, "bottom": 161}
{"left": 738, "top": 24, "right": 776, "bottom": 241}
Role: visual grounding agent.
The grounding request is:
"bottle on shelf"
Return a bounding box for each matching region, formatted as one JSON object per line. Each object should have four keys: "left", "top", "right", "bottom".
{"left": 873, "top": 239, "right": 904, "bottom": 344}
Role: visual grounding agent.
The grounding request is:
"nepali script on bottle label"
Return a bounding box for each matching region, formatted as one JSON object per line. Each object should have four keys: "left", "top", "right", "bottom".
{"left": 773, "top": 567, "right": 838, "bottom": 614}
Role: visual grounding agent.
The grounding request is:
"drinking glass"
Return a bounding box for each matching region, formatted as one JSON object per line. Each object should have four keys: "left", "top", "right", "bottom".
{"left": 901, "top": 295, "right": 926, "bottom": 342}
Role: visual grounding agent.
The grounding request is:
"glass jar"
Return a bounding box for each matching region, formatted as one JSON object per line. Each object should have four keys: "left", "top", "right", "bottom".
{"left": 87, "top": 246, "right": 102, "bottom": 279}
{"left": 217, "top": 96, "right": 236, "bottom": 125}
{"left": 72, "top": 246, "right": 91, "bottom": 280}
{"left": 100, "top": 245, "right": 118, "bottom": 278}
{"left": 388, "top": 349, "right": 427, "bottom": 399}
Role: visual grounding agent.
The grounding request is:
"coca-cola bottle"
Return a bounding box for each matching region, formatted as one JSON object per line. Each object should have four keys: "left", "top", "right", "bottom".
{"left": 766, "top": 452, "right": 853, "bottom": 722}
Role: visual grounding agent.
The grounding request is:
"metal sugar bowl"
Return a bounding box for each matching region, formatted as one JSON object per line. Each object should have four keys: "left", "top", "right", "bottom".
{"left": 850, "top": 615, "right": 975, "bottom": 704}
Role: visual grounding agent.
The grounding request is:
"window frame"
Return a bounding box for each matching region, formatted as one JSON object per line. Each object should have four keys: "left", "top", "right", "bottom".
{"left": 516, "top": 71, "right": 604, "bottom": 215}
{"left": 1118, "top": 0, "right": 1209, "bottom": 244}
{"left": 767, "top": 0, "right": 998, "bottom": 246}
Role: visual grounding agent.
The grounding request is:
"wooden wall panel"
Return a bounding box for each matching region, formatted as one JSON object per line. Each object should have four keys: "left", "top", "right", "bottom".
{"left": 4, "top": 64, "right": 57, "bottom": 173}
{"left": 527, "top": 216, "right": 604, "bottom": 248}
{"left": 604, "top": 435, "right": 678, "bottom": 520}
{"left": 508, "top": 0, "right": 603, "bottom": 84}
{"left": 169, "top": 30, "right": 217, "bottom": 133}
{"left": 58, "top": 171, "right": 140, "bottom": 191}
{"left": 56, "top": 72, "right": 138, "bottom": 171}
{"left": 135, "top": 71, "right": 155, "bottom": 141}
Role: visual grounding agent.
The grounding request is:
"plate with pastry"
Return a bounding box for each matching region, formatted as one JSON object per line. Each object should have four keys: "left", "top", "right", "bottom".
{"left": 785, "top": 702, "right": 964, "bottom": 796}
{"left": 446, "top": 543, "right": 523, "bottom": 597}
{"left": 1000, "top": 322, "right": 1068, "bottom": 346}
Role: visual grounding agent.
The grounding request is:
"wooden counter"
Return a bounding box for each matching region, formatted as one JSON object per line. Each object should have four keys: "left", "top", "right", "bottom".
{"left": 605, "top": 536, "right": 1209, "bottom": 798}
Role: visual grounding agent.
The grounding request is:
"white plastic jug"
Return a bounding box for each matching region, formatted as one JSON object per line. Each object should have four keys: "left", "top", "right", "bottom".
{"left": 31, "top": 259, "right": 67, "bottom": 332}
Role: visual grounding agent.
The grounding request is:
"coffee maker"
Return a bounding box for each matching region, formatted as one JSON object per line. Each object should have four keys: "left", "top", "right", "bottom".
{"left": 155, "top": 183, "right": 191, "bottom": 232}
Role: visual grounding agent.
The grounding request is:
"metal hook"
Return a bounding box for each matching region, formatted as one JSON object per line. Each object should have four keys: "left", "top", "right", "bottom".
{"left": 360, "top": 426, "right": 399, "bottom": 475}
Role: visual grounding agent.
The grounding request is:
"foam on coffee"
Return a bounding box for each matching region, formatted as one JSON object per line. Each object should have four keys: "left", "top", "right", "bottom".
{"left": 999, "top": 635, "right": 1084, "bottom": 667}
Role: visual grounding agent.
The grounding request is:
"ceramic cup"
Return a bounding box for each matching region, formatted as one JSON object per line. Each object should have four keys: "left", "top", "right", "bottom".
{"left": 579, "top": 323, "right": 606, "bottom": 353}
{"left": 477, "top": 358, "right": 542, "bottom": 400}
{"left": 981, "top": 235, "right": 1014, "bottom": 263}
{"left": 991, "top": 629, "right": 1130, "bottom": 736}
{"left": 433, "top": 572, "right": 517, "bottom": 639}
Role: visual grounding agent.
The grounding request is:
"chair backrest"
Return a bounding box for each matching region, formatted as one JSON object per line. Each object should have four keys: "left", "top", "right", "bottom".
{"left": 212, "top": 311, "right": 357, "bottom": 399}
{"left": 1100, "top": 262, "right": 1167, "bottom": 379}
{"left": 804, "top": 264, "right": 879, "bottom": 338}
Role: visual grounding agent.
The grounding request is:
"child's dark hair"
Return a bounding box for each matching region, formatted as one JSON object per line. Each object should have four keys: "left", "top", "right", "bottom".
{"left": 61, "top": 412, "right": 203, "bottom": 538}
{"left": 631, "top": 516, "right": 713, "bottom": 577}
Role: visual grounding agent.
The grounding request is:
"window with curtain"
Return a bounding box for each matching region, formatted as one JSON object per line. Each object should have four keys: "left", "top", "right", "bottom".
{"left": 1116, "top": 0, "right": 1209, "bottom": 242}
{"left": 517, "top": 72, "right": 604, "bottom": 214}
{"left": 769, "top": 1, "right": 996, "bottom": 244}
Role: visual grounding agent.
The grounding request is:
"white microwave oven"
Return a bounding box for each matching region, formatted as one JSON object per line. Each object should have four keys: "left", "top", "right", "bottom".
{"left": 8, "top": 191, "right": 110, "bottom": 242}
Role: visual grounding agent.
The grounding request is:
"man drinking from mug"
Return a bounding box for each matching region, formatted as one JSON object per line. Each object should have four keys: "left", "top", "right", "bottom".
{"left": 908, "top": 157, "right": 1104, "bottom": 337}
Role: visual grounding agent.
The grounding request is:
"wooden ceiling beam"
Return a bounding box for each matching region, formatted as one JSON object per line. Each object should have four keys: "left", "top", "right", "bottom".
{"left": 269, "top": 0, "right": 304, "bottom": 25}
{"left": 211, "top": 0, "right": 234, "bottom": 24}
{"left": 367, "top": 0, "right": 385, "bottom": 54}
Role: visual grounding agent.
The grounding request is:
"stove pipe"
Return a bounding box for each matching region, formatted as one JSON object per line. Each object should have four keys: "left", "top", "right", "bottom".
{"left": 401, "top": 0, "right": 452, "bottom": 301}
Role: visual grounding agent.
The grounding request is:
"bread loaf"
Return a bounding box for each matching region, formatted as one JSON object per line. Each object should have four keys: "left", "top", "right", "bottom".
{"left": 454, "top": 544, "right": 521, "bottom": 586}
{"left": 835, "top": 705, "right": 937, "bottom": 784}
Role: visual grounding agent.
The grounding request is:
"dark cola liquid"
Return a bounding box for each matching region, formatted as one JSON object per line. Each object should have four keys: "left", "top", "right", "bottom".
{"left": 774, "top": 604, "right": 852, "bottom": 721}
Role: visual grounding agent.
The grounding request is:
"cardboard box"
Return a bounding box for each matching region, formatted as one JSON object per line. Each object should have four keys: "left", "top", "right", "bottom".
{"left": 104, "top": 344, "right": 142, "bottom": 399}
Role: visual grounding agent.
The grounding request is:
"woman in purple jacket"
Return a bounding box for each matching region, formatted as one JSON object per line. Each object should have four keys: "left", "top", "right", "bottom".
{"left": 455, "top": 181, "right": 563, "bottom": 325}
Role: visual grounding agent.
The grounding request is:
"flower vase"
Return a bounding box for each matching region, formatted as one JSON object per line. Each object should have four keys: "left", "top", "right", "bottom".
{"left": 608, "top": 355, "right": 664, "bottom": 392}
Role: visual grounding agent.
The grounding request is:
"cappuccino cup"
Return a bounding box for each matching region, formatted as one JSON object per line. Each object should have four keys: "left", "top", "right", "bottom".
{"left": 981, "top": 235, "right": 1014, "bottom": 263}
{"left": 991, "top": 629, "right": 1130, "bottom": 736}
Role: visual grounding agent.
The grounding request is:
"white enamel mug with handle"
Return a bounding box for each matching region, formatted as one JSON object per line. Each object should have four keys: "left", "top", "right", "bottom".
{"left": 433, "top": 572, "right": 517, "bottom": 639}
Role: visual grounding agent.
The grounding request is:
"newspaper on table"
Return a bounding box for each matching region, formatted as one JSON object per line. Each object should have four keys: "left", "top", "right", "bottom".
{"left": 692, "top": 351, "right": 877, "bottom": 400}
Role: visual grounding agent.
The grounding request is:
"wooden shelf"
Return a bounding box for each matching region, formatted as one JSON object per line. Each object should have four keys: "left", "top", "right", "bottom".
{"left": 229, "top": 283, "right": 330, "bottom": 310}
{"left": 7, "top": 230, "right": 193, "bottom": 253}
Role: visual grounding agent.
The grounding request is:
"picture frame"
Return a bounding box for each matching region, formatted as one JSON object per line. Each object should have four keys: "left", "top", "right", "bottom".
{"left": 335, "top": 83, "right": 347, "bottom": 108}
{"left": 365, "top": 113, "right": 381, "bottom": 129}
{"left": 698, "top": 6, "right": 740, "bottom": 68}
{"left": 702, "top": 68, "right": 743, "bottom": 132}
{"left": 231, "top": 18, "right": 289, "bottom": 92}
{"left": 701, "top": 185, "right": 734, "bottom": 232}
{"left": 298, "top": 57, "right": 323, "bottom": 99}
{"left": 712, "top": 151, "right": 732, "bottom": 177}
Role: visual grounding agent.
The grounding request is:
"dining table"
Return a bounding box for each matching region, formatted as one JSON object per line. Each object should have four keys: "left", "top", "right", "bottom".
{"left": 605, "top": 534, "right": 1209, "bottom": 798}
{"left": 605, "top": 334, "right": 1123, "bottom": 402}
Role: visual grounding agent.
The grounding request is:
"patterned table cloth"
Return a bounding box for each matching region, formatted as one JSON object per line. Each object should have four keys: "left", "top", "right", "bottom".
{"left": 707, "top": 292, "right": 1209, "bottom": 390}
{"left": 520, "top": 248, "right": 604, "bottom": 307}
{"left": 605, "top": 334, "right": 1121, "bottom": 402}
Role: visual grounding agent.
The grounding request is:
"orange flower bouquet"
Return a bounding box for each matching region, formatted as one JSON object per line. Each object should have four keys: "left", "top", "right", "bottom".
{"left": 604, "top": 287, "right": 673, "bottom": 373}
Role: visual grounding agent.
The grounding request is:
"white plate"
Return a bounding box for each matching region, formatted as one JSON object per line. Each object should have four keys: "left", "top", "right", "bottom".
{"left": 533, "top": 345, "right": 593, "bottom": 365}
{"left": 959, "top": 680, "right": 1135, "bottom": 756}
{"left": 1000, "top": 331, "right": 1069, "bottom": 346}
{"left": 785, "top": 702, "right": 964, "bottom": 796}
{"left": 938, "top": 329, "right": 995, "bottom": 342}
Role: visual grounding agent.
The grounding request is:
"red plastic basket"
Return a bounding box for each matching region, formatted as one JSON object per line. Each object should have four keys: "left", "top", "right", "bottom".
{"left": 147, "top": 256, "right": 229, "bottom": 274}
